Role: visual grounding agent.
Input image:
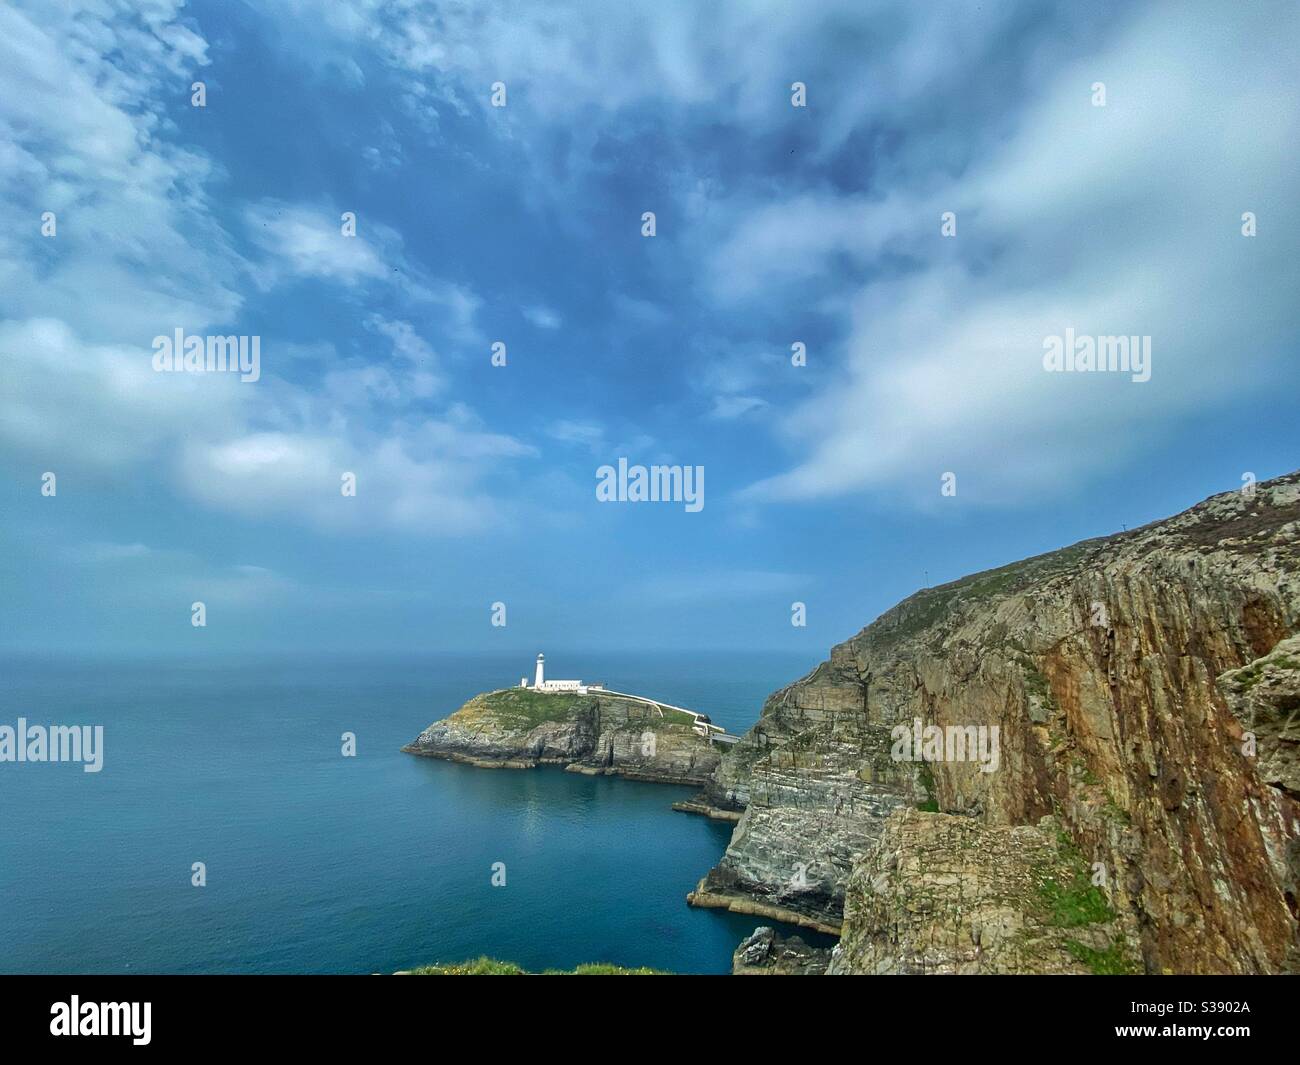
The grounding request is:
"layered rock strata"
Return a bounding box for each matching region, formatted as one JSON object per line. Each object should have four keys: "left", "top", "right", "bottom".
{"left": 694, "top": 472, "right": 1300, "bottom": 974}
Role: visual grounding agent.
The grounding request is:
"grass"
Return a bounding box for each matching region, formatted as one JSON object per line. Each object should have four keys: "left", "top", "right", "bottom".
{"left": 1038, "top": 870, "right": 1115, "bottom": 928}
{"left": 470, "top": 689, "right": 589, "bottom": 729}
{"left": 1017, "top": 656, "right": 1057, "bottom": 710}
{"left": 1037, "top": 830, "right": 1116, "bottom": 928}
{"left": 1233, "top": 664, "right": 1265, "bottom": 692}
{"left": 915, "top": 761, "right": 939, "bottom": 811}
{"left": 1230, "top": 651, "right": 1300, "bottom": 693}
{"left": 408, "top": 956, "right": 665, "bottom": 975}
{"left": 884, "top": 541, "right": 1097, "bottom": 646}
{"left": 1033, "top": 831, "right": 1139, "bottom": 974}
{"left": 461, "top": 688, "right": 698, "bottom": 731}
{"left": 1101, "top": 798, "right": 1132, "bottom": 825}
{"left": 1064, "top": 939, "right": 1138, "bottom": 976}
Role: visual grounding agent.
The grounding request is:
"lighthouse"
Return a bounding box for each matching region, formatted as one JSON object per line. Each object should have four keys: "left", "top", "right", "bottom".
{"left": 524, "top": 653, "right": 590, "bottom": 693}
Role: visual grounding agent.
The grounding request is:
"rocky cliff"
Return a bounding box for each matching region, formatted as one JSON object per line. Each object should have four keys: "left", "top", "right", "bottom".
{"left": 403, "top": 688, "right": 722, "bottom": 786}
{"left": 692, "top": 471, "right": 1300, "bottom": 974}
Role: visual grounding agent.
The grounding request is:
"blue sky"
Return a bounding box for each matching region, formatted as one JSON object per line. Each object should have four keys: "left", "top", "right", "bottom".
{"left": 1, "top": 0, "right": 1297, "bottom": 655}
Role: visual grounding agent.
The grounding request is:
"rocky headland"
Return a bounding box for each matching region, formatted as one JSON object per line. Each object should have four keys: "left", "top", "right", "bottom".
{"left": 690, "top": 471, "right": 1300, "bottom": 974}
{"left": 403, "top": 687, "right": 723, "bottom": 786}
{"left": 401, "top": 473, "right": 1299, "bottom": 975}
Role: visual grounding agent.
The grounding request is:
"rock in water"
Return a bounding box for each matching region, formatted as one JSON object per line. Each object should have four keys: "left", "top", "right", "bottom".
{"left": 732, "top": 926, "right": 832, "bottom": 975}
{"left": 403, "top": 688, "right": 722, "bottom": 786}
{"left": 693, "top": 471, "right": 1300, "bottom": 974}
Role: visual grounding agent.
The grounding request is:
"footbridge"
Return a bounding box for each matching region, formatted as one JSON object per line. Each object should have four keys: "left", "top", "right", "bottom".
{"left": 595, "top": 688, "right": 740, "bottom": 746}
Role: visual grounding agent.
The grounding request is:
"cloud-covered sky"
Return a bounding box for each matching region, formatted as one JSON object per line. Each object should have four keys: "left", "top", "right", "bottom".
{"left": 2, "top": 0, "right": 1296, "bottom": 655}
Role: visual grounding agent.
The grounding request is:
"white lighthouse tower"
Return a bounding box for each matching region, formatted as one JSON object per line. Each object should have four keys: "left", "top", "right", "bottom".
{"left": 522, "top": 652, "right": 590, "bottom": 693}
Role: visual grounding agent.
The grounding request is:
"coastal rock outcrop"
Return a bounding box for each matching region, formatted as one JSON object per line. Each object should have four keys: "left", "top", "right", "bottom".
{"left": 403, "top": 688, "right": 722, "bottom": 786}
{"left": 732, "top": 926, "right": 832, "bottom": 975}
{"left": 694, "top": 471, "right": 1300, "bottom": 974}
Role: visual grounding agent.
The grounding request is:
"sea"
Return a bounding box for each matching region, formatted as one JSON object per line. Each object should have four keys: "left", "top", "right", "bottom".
{"left": 0, "top": 651, "right": 831, "bottom": 974}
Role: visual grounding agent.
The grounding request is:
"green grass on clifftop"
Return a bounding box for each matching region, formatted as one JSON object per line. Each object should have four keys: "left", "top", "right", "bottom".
{"left": 458, "top": 688, "right": 697, "bottom": 730}
{"left": 408, "top": 956, "right": 665, "bottom": 975}
{"left": 467, "top": 689, "right": 589, "bottom": 728}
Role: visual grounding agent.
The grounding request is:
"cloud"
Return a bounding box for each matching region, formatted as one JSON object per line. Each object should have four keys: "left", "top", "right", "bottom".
{"left": 242, "top": 201, "right": 484, "bottom": 347}
{"left": 177, "top": 408, "right": 537, "bottom": 534}
{"left": 0, "top": 315, "right": 536, "bottom": 535}
{"left": 364, "top": 316, "right": 443, "bottom": 398}
{"left": 0, "top": 1, "right": 242, "bottom": 342}
{"left": 737, "top": 3, "right": 1300, "bottom": 504}
{"left": 244, "top": 201, "right": 392, "bottom": 287}
{"left": 522, "top": 304, "right": 562, "bottom": 329}
{"left": 547, "top": 419, "right": 606, "bottom": 452}
{"left": 689, "top": 341, "right": 783, "bottom": 421}
{"left": 51, "top": 534, "right": 293, "bottom": 607}
{"left": 0, "top": 318, "right": 246, "bottom": 469}
{"left": 0, "top": 0, "right": 521, "bottom": 537}
{"left": 628, "top": 569, "right": 810, "bottom": 607}
{"left": 308, "top": 0, "right": 1037, "bottom": 138}
{"left": 611, "top": 294, "right": 670, "bottom": 326}
{"left": 710, "top": 395, "right": 768, "bottom": 421}
{"left": 174, "top": 434, "right": 445, "bottom": 532}
{"left": 64, "top": 542, "right": 156, "bottom": 563}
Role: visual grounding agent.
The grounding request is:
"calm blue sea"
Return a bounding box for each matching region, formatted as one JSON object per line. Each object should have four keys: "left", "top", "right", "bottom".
{"left": 0, "top": 651, "right": 824, "bottom": 974}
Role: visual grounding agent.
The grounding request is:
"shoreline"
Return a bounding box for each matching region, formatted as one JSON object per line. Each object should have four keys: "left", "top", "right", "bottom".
{"left": 685, "top": 885, "right": 843, "bottom": 937}
{"left": 401, "top": 743, "right": 717, "bottom": 788}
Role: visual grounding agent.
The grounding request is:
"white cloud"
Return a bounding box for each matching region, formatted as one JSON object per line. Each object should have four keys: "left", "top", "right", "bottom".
{"left": 365, "top": 316, "right": 443, "bottom": 398}
{"left": 522, "top": 304, "right": 562, "bottom": 329}
{"left": 689, "top": 341, "right": 784, "bottom": 421}
{"left": 65, "top": 541, "right": 155, "bottom": 563}
{"left": 319, "top": 0, "right": 1026, "bottom": 139}
{"left": 547, "top": 419, "right": 606, "bottom": 452}
{"left": 178, "top": 422, "right": 534, "bottom": 534}
{"left": 0, "top": 315, "right": 536, "bottom": 535}
{"left": 0, "top": 1, "right": 242, "bottom": 342}
{"left": 628, "top": 569, "right": 810, "bottom": 606}
{"left": 737, "top": 4, "right": 1300, "bottom": 504}
{"left": 245, "top": 201, "right": 391, "bottom": 287}
{"left": 242, "top": 201, "right": 484, "bottom": 344}
{"left": 0, "top": 318, "right": 247, "bottom": 468}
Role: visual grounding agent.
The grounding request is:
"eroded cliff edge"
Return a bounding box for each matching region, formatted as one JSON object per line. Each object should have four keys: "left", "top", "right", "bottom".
{"left": 690, "top": 472, "right": 1300, "bottom": 973}
{"left": 403, "top": 688, "right": 722, "bottom": 786}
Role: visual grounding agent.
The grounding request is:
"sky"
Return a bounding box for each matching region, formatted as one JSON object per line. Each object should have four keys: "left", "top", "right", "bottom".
{"left": 1, "top": 0, "right": 1297, "bottom": 657}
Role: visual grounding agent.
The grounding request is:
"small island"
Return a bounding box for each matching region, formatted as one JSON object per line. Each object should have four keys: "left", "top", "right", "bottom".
{"left": 402, "top": 653, "right": 734, "bottom": 787}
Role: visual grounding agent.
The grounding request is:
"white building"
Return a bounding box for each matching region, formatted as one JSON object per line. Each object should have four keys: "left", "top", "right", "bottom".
{"left": 520, "top": 653, "right": 598, "bottom": 694}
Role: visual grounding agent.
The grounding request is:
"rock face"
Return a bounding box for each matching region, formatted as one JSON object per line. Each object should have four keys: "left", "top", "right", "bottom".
{"left": 403, "top": 688, "right": 722, "bottom": 786}
{"left": 1218, "top": 635, "right": 1300, "bottom": 801}
{"left": 732, "top": 926, "right": 832, "bottom": 975}
{"left": 828, "top": 810, "right": 1134, "bottom": 974}
{"left": 694, "top": 472, "right": 1300, "bottom": 974}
